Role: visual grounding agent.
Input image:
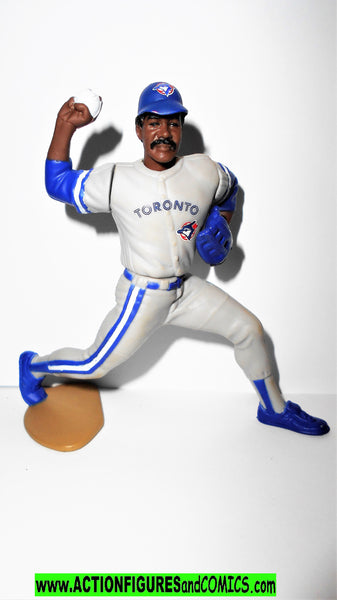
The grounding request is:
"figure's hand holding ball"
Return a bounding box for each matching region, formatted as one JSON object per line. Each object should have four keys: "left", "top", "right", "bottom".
{"left": 56, "top": 89, "right": 103, "bottom": 130}
{"left": 74, "top": 89, "right": 103, "bottom": 119}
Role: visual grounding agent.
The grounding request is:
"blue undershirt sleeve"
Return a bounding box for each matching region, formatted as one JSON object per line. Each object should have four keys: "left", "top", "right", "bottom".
{"left": 45, "top": 159, "right": 92, "bottom": 214}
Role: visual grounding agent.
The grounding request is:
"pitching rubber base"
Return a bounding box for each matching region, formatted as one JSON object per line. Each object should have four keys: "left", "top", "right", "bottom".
{"left": 24, "top": 383, "right": 104, "bottom": 452}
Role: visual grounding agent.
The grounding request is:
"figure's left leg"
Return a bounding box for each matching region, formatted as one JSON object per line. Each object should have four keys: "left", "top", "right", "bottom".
{"left": 167, "top": 276, "right": 329, "bottom": 435}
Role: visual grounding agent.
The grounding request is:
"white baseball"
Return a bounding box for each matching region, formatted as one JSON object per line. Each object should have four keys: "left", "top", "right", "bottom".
{"left": 74, "top": 88, "right": 102, "bottom": 119}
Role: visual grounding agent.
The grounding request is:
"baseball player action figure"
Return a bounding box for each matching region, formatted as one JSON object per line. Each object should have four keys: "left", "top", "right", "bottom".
{"left": 19, "top": 82, "right": 329, "bottom": 435}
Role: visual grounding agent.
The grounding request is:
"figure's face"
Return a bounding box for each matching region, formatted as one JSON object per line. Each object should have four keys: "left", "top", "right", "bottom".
{"left": 136, "top": 113, "right": 183, "bottom": 171}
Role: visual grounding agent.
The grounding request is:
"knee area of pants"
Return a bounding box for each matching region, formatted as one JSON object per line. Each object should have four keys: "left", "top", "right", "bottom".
{"left": 249, "top": 316, "right": 264, "bottom": 338}
{"left": 233, "top": 315, "right": 264, "bottom": 345}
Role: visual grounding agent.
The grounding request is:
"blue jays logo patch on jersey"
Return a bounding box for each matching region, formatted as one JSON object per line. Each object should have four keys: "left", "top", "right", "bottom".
{"left": 177, "top": 221, "right": 198, "bottom": 241}
{"left": 153, "top": 83, "right": 174, "bottom": 97}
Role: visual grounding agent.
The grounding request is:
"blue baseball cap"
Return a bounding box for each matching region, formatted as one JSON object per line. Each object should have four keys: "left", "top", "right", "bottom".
{"left": 137, "top": 82, "right": 188, "bottom": 117}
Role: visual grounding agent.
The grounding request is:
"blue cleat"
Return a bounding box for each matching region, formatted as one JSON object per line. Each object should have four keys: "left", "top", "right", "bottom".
{"left": 257, "top": 400, "right": 330, "bottom": 435}
{"left": 19, "top": 351, "right": 47, "bottom": 406}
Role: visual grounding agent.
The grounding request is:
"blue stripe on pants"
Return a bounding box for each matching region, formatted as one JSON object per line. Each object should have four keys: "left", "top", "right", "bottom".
{"left": 31, "top": 284, "right": 145, "bottom": 375}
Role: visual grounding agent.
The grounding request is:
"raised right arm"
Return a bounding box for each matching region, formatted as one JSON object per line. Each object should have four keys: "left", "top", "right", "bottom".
{"left": 45, "top": 94, "right": 102, "bottom": 214}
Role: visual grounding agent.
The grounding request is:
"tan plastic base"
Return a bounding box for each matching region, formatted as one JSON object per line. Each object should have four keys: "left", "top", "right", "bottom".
{"left": 24, "top": 383, "right": 104, "bottom": 452}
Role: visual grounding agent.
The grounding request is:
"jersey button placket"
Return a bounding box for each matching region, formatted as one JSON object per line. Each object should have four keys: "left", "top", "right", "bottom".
{"left": 158, "top": 177, "right": 179, "bottom": 273}
{"left": 163, "top": 178, "right": 180, "bottom": 272}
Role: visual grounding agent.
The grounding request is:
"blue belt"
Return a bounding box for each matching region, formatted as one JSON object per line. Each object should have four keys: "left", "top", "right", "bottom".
{"left": 123, "top": 268, "right": 184, "bottom": 291}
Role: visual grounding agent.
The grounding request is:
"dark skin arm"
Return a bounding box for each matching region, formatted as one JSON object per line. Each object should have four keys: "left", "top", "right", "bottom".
{"left": 47, "top": 97, "right": 95, "bottom": 161}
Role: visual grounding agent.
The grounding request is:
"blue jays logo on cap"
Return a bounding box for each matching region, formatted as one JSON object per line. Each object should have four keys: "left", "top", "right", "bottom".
{"left": 177, "top": 221, "right": 198, "bottom": 241}
{"left": 153, "top": 83, "right": 175, "bottom": 97}
{"left": 137, "top": 81, "right": 188, "bottom": 117}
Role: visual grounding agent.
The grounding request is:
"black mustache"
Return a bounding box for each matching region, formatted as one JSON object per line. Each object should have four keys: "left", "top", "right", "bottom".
{"left": 150, "top": 137, "right": 177, "bottom": 150}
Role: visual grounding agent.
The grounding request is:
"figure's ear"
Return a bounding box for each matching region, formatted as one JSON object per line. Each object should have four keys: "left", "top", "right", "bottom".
{"left": 135, "top": 124, "right": 143, "bottom": 142}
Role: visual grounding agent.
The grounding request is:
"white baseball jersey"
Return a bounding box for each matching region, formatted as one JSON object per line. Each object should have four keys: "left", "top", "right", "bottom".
{"left": 72, "top": 154, "right": 234, "bottom": 277}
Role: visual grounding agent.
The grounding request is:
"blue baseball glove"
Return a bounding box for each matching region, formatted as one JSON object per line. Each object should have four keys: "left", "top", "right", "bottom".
{"left": 196, "top": 206, "right": 233, "bottom": 265}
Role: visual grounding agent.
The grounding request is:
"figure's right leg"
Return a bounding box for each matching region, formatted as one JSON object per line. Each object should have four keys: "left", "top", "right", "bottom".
{"left": 19, "top": 271, "right": 177, "bottom": 405}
